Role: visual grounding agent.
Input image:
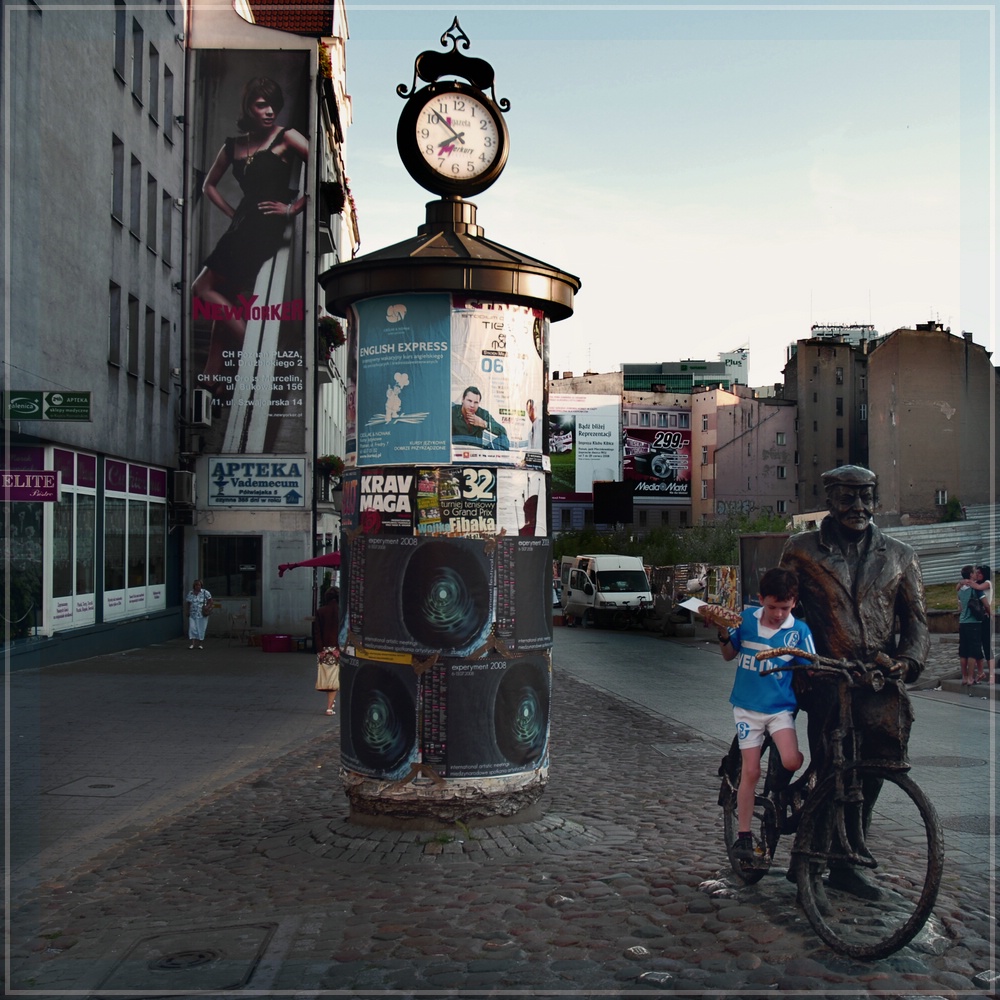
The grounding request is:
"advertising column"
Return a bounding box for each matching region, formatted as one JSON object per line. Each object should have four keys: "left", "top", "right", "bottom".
{"left": 339, "top": 294, "right": 552, "bottom": 818}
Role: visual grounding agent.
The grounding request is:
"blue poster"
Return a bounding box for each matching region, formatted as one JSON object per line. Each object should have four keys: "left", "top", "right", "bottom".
{"left": 354, "top": 294, "right": 451, "bottom": 466}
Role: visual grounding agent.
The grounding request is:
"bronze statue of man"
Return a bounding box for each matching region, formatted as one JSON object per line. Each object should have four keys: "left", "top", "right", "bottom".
{"left": 779, "top": 464, "right": 930, "bottom": 900}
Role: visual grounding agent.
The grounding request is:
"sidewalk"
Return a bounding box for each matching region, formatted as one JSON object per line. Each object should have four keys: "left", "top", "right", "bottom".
{"left": 7, "top": 635, "right": 997, "bottom": 996}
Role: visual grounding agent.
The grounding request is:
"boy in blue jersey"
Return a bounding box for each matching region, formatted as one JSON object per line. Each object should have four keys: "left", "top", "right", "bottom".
{"left": 717, "top": 567, "right": 816, "bottom": 864}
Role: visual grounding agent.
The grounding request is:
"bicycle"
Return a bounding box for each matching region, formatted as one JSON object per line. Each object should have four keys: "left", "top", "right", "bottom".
{"left": 717, "top": 647, "right": 944, "bottom": 960}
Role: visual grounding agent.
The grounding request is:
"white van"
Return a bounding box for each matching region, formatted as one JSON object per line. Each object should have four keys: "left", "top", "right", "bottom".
{"left": 559, "top": 554, "right": 653, "bottom": 629}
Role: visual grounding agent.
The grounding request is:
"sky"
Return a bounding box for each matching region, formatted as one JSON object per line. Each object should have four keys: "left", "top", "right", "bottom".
{"left": 339, "top": 2, "right": 994, "bottom": 388}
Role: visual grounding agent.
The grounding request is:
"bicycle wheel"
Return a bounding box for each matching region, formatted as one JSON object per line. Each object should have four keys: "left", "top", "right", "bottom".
{"left": 793, "top": 764, "right": 944, "bottom": 960}
{"left": 720, "top": 738, "right": 779, "bottom": 885}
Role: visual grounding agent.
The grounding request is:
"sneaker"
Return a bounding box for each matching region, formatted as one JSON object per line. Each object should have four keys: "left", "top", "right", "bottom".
{"left": 198, "top": 644, "right": 204, "bottom": 649}
{"left": 189, "top": 643, "right": 195, "bottom": 649}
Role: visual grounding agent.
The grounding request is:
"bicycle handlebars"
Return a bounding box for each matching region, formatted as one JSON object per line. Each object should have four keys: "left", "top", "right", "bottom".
{"left": 755, "top": 646, "right": 898, "bottom": 692}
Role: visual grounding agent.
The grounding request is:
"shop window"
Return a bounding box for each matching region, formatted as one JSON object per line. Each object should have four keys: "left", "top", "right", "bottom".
{"left": 128, "top": 500, "right": 147, "bottom": 588}
{"left": 104, "top": 497, "right": 127, "bottom": 591}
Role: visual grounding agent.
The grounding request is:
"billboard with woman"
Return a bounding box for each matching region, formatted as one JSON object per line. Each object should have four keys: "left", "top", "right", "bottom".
{"left": 190, "top": 50, "right": 310, "bottom": 456}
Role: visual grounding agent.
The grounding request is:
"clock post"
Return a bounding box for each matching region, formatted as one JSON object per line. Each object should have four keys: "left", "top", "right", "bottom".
{"left": 319, "top": 19, "right": 580, "bottom": 828}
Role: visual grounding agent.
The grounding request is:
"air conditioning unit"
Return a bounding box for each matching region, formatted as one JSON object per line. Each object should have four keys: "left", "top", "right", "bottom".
{"left": 174, "top": 470, "right": 196, "bottom": 506}
{"left": 191, "top": 388, "right": 212, "bottom": 427}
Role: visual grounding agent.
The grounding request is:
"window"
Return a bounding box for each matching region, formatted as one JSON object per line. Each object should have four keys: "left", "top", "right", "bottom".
{"left": 777, "top": 466, "right": 787, "bottom": 479}
{"left": 160, "top": 190, "right": 172, "bottom": 261}
{"left": 836, "top": 428, "right": 844, "bottom": 447}
{"left": 113, "top": 0, "right": 126, "bottom": 79}
{"left": 148, "top": 44, "right": 159, "bottom": 120}
{"left": 145, "top": 174, "right": 157, "bottom": 250}
{"left": 835, "top": 366, "right": 844, "bottom": 385}
{"left": 935, "top": 489, "right": 948, "bottom": 506}
{"left": 860, "top": 403, "right": 867, "bottom": 421}
{"left": 701, "top": 446, "right": 708, "bottom": 465}
{"left": 813, "top": 421, "right": 818, "bottom": 432}
{"left": 701, "top": 479, "right": 707, "bottom": 500}
{"left": 144, "top": 307, "right": 155, "bottom": 383}
{"left": 657, "top": 412, "right": 668, "bottom": 427}
{"left": 776, "top": 500, "right": 787, "bottom": 514}
{"left": 747, "top": 443, "right": 751, "bottom": 457}
{"left": 163, "top": 67, "right": 174, "bottom": 142}
{"left": 678, "top": 413, "right": 689, "bottom": 429}
{"left": 776, "top": 431, "right": 786, "bottom": 446}
{"left": 638, "top": 510, "right": 647, "bottom": 527}
{"left": 108, "top": 282, "right": 122, "bottom": 365}
{"left": 131, "top": 18, "right": 144, "bottom": 100}
{"left": 159, "top": 317, "right": 171, "bottom": 389}
{"left": 583, "top": 508, "right": 594, "bottom": 526}
{"left": 105, "top": 497, "right": 126, "bottom": 590}
{"left": 701, "top": 414, "right": 708, "bottom": 432}
{"left": 127, "top": 294, "right": 139, "bottom": 375}
{"left": 640, "top": 411, "right": 649, "bottom": 427}
{"left": 129, "top": 155, "right": 141, "bottom": 235}
{"left": 812, "top": 392, "right": 818, "bottom": 403}
{"left": 835, "top": 397, "right": 844, "bottom": 417}
{"left": 860, "top": 375, "right": 866, "bottom": 391}
{"left": 560, "top": 508, "right": 572, "bottom": 529}
{"left": 111, "top": 135, "right": 124, "bottom": 220}
{"left": 679, "top": 510, "right": 687, "bottom": 526}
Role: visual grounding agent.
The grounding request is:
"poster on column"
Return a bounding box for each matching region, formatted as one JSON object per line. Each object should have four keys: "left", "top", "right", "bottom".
{"left": 450, "top": 298, "right": 545, "bottom": 466}
{"left": 420, "top": 654, "right": 551, "bottom": 778}
{"left": 413, "top": 466, "right": 546, "bottom": 539}
{"left": 339, "top": 652, "right": 419, "bottom": 781}
{"left": 345, "top": 533, "right": 496, "bottom": 657}
{"left": 548, "top": 394, "right": 621, "bottom": 500}
{"left": 353, "top": 294, "right": 451, "bottom": 466}
{"left": 190, "top": 50, "right": 309, "bottom": 458}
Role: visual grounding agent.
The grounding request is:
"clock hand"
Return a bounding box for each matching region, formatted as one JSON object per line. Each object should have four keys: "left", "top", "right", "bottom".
{"left": 432, "top": 113, "right": 465, "bottom": 145}
{"left": 438, "top": 132, "right": 465, "bottom": 149}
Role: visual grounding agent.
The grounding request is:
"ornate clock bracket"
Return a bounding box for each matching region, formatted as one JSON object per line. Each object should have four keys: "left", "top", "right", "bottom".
{"left": 396, "top": 16, "right": 510, "bottom": 112}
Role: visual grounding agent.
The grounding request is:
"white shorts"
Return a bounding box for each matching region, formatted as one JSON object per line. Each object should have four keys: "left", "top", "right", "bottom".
{"left": 733, "top": 706, "right": 796, "bottom": 750}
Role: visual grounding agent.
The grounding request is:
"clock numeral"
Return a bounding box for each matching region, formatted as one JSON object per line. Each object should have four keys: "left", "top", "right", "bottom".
{"left": 483, "top": 136, "right": 493, "bottom": 149}
{"left": 453, "top": 98, "right": 466, "bottom": 111}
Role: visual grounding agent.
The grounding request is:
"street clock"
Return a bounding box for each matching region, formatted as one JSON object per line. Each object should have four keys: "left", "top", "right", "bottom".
{"left": 396, "top": 18, "right": 510, "bottom": 198}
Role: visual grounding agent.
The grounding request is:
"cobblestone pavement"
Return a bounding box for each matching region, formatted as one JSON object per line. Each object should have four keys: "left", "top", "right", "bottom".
{"left": 7, "top": 633, "right": 998, "bottom": 998}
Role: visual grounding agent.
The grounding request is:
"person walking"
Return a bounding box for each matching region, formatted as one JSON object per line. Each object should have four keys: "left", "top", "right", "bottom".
{"left": 313, "top": 587, "right": 341, "bottom": 715}
{"left": 184, "top": 579, "right": 213, "bottom": 649}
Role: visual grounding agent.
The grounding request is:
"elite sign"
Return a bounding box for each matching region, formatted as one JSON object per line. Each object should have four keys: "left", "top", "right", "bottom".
{"left": 4, "top": 391, "right": 92, "bottom": 421}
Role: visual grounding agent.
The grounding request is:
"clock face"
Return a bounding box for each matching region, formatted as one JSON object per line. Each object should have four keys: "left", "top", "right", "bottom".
{"left": 398, "top": 83, "right": 508, "bottom": 196}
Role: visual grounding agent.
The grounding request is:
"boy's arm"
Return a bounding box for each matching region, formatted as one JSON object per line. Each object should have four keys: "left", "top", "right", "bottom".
{"left": 718, "top": 625, "right": 738, "bottom": 661}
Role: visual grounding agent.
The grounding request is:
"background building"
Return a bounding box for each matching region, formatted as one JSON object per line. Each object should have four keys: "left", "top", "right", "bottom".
{"left": 782, "top": 331, "right": 870, "bottom": 509}
{"left": 4, "top": 1, "right": 187, "bottom": 665}
{"left": 3, "top": 0, "right": 355, "bottom": 667}
{"left": 867, "top": 323, "right": 998, "bottom": 524}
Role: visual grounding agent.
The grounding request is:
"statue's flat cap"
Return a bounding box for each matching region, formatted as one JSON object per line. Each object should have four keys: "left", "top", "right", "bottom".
{"left": 822, "top": 464, "right": 877, "bottom": 488}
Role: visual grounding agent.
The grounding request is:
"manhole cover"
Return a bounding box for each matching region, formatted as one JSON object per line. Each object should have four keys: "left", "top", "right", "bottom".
{"left": 910, "top": 756, "right": 988, "bottom": 768}
{"left": 47, "top": 776, "right": 151, "bottom": 798}
{"left": 93, "top": 923, "right": 275, "bottom": 996}
{"left": 148, "top": 949, "right": 221, "bottom": 971}
{"left": 939, "top": 815, "right": 996, "bottom": 836}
